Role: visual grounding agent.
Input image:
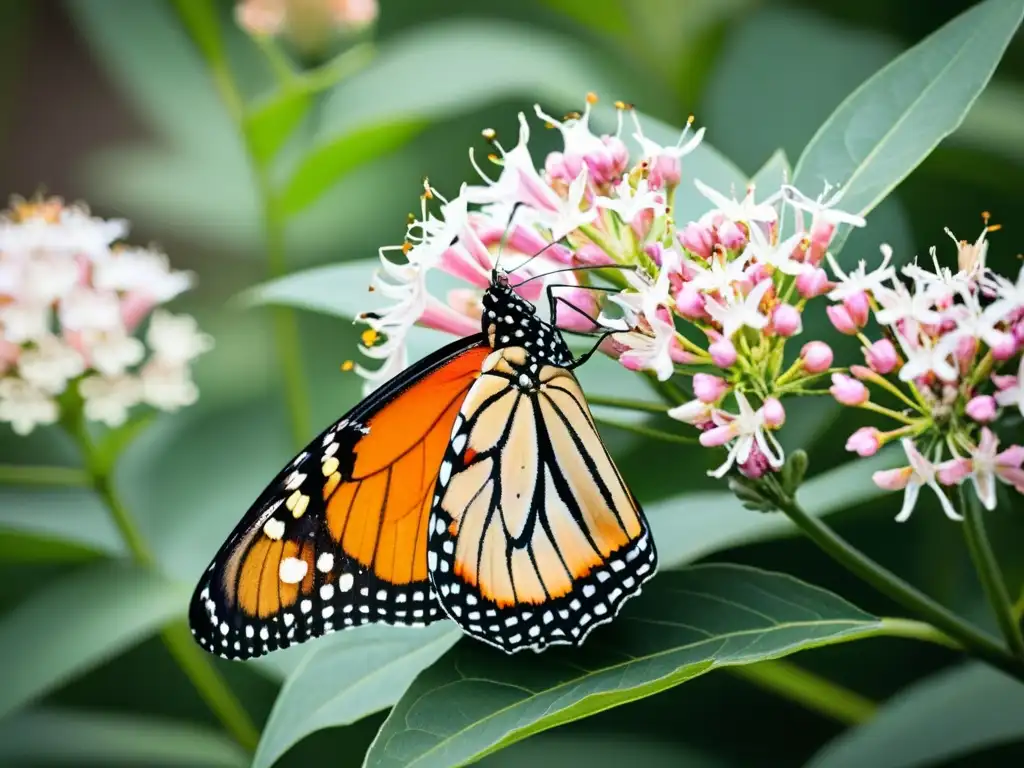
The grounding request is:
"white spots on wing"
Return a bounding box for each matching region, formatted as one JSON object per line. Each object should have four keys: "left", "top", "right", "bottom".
{"left": 439, "top": 461, "right": 452, "bottom": 486}
{"left": 452, "top": 433, "right": 467, "bottom": 455}
{"left": 245, "top": 625, "right": 254, "bottom": 639}
{"left": 263, "top": 518, "right": 285, "bottom": 540}
{"left": 283, "top": 612, "right": 295, "bottom": 627}
{"left": 609, "top": 587, "right": 623, "bottom": 602}
{"left": 284, "top": 471, "right": 306, "bottom": 491}
{"left": 323, "top": 606, "right": 335, "bottom": 619}
{"left": 338, "top": 573, "right": 354, "bottom": 592}
{"left": 376, "top": 589, "right": 387, "bottom": 601}
{"left": 582, "top": 584, "right": 596, "bottom": 598}
{"left": 428, "top": 551, "right": 437, "bottom": 571}
{"left": 279, "top": 557, "right": 308, "bottom": 584}
{"left": 442, "top": 540, "right": 453, "bottom": 554}
{"left": 316, "top": 552, "right": 334, "bottom": 573}
{"left": 300, "top": 599, "right": 312, "bottom": 614}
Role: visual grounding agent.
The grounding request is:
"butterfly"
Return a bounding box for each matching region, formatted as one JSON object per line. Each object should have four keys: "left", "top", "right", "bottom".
{"left": 189, "top": 267, "right": 657, "bottom": 658}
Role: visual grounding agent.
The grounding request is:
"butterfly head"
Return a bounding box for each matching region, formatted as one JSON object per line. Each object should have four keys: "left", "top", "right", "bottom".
{"left": 482, "top": 270, "right": 573, "bottom": 366}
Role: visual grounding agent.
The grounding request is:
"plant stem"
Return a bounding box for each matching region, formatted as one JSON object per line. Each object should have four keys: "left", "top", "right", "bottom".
{"left": 587, "top": 394, "right": 669, "bottom": 414}
{"left": 0, "top": 464, "right": 89, "bottom": 487}
{"left": 877, "top": 617, "right": 961, "bottom": 649}
{"left": 69, "top": 424, "right": 260, "bottom": 751}
{"left": 728, "top": 660, "right": 876, "bottom": 725}
{"left": 592, "top": 415, "right": 696, "bottom": 444}
{"left": 959, "top": 485, "right": 1024, "bottom": 660}
{"left": 775, "top": 489, "right": 1024, "bottom": 682}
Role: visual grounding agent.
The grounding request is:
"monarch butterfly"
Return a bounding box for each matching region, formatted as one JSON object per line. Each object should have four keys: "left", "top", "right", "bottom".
{"left": 189, "top": 268, "right": 657, "bottom": 658}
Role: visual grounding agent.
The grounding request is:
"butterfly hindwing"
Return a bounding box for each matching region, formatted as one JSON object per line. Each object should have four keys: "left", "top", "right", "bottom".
{"left": 426, "top": 344, "right": 657, "bottom": 653}
{"left": 189, "top": 335, "right": 489, "bottom": 659}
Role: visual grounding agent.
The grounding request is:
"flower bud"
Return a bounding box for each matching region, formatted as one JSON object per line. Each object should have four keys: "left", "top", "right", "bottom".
{"left": 990, "top": 331, "right": 1018, "bottom": 361}
{"left": 739, "top": 443, "right": 772, "bottom": 479}
{"left": 826, "top": 304, "right": 859, "bottom": 335}
{"left": 800, "top": 341, "right": 833, "bottom": 373}
{"left": 667, "top": 398, "right": 714, "bottom": 427}
{"left": 717, "top": 220, "right": 747, "bottom": 251}
{"left": 771, "top": 303, "right": 802, "bottom": 337}
{"left": 699, "top": 424, "right": 733, "bottom": 448}
{"left": 965, "top": 394, "right": 997, "bottom": 423}
{"left": 675, "top": 283, "right": 707, "bottom": 319}
{"left": 873, "top": 466, "right": 912, "bottom": 491}
{"left": 762, "top": 397, "right": 785, "bottom": 427}
{"left": 937, "top": 458, "right": 971, "bottom": 486}
{"left": 842, "top": 291, "right": 870, "bottom": 327}
{"left": 830, "top": 373, "right": 869, "bottom": 405}
{"left": 553, "top": 287, "right": 601, "bottom": 334}
{"left": 795, "top": 267, "right": 830, "bottom": 298}
{"left": 693, "top": 373, "right": 727, "bottom": 403}
{"left": 845, "top": 427, "right": 881, "bottom": 457}
{"left": 864, "top": 338, "right": 898, "bottom": 374}
{"left": 648, "top": 154, "right": 682, "bottom": 189}
{"left": 679, "top": 222, "right": 714, "bottom": 260}
{"left": 708, "top": 338, "right": 737, "bottom": 368}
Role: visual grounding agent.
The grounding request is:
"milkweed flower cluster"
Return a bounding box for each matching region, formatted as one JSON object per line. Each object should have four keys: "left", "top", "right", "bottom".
{"left": 824, "top": 223, "right": 1024, "bottom": 518}
{"left": 356, "top": 93, "right": 865, "bottom": 482}
{"left": 0, "top": 197, "right": 213, "bottom": 435}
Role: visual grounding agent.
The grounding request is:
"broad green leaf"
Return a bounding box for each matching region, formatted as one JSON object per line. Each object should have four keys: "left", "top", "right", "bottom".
{"left": 539, "top": 0, "right": 632, "bottom": 39}
{"left": 792, "top": 0, "right": 1024, "bottom": 254}
{"left": 0, "top": 561, "right": 187, "bottom": 718}
{"left": 807, "top": 663, "right": 1024, "bottom": 768}
{"left": 0, "top": 708, "right": 247, "bottom": 767}
{"left": 0, "top": 488, "right": 124, "bottom": 558}
{"left": 749, "top": 149, "right": 791, "bottom": 192}
{"left": 253, "top": 624, "right": 461, "bottom": 768}
{"left": 647, "top": 450, "right": 897, "bottom": 569}
{"left": 0, "top": 530, "right": 104, "bottom": 564}
{"left": 366, "top": 564, "right": 880, "bottom": 768}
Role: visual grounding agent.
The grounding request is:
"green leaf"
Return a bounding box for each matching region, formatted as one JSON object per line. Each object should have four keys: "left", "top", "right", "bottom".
{"left": 93, "top": 410, "right": 160, "bottom": 476}
{"left": 807, "top": 663, "right": 1024, "bottom": 768}
{"left": 365, "top": 564, "right": 880, "bottom": 768}
{"left": 0, "top": 561, "right": 187, "bottom": 719}
{"left": 648, "top": 450, "right": 897, "bottom": 569}
{"left": 245, "top": 89, "right": 313, "bottom": 166}
{"left": 253, "top": 624, "right": 461, "bottom": 768}
{"left": 0, "top": 708, "right": 248, "bottom": 767}
{"left": 749, "top": 149, "right": 791, "bottom": 192}
{"left": 278, "top": 119, "right": 426, "bottom": 216}
{"left": 792, "top": 0, "right": 1024, "bottom": 254}
{"left": 0, "top": 530, "right": 104, "bottom": 564}
{"left": 0, "top": 488, "right": 124, "bottom": 558}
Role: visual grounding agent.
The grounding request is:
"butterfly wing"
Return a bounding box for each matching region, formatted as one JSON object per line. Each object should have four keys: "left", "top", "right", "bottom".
{"left": 190, "top": 335, "right": 489, "bottom": 659}
{"left": 426, "top": 347, "right": 657, "bottom": 653}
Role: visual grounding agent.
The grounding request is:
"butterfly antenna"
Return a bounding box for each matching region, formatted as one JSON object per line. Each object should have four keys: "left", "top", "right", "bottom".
{"left": 493, "top": 202, "right": 525, "bottom": 274}
{"left": 506, "top": 235, "right": 572, "bottom": 277}
{"left": 510, "top": 262, "right": 637, "bottom": 289}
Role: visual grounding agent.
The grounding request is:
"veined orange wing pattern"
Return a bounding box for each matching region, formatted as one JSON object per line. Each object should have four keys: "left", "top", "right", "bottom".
{"left": 189, "top": 336, "right": 488, "bottom": 660}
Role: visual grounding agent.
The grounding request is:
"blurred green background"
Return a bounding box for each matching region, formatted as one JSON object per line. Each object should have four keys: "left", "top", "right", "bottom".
{"left": 0, "top": 0, "right": 1023, "bottom": 766}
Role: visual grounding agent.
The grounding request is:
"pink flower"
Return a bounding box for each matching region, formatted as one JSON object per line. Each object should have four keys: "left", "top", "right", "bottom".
{"left": 845, "top": 427, "right": 881, "bottom": 457}
{"left": 771, "top": 303, "right": 802, "bottom": 337}
{"left": 693, "top": 373, "right": 728, "bottom": 403}
{"left": 969, "top": 428, "right": 1024, "bottom": 510}
{"left": 826, "top": 304, "right": 859, "bottom": 335}
{"left": 871, "top": 438, "right": 962, "bottom": 521}
{"left": 553, "top": 286, "right": 601, "bottom": 333}
{"left": 717, "top": 220, "right": 747, "bottom": 251}
{"left": 864, "top": 339, "right": 898, "bottom": 374}
{"left": 830, "top": 373, "right": 868, "bottom": 405}
{"left": 762, "top": 397, "right": 785, "bottom": 427}
{"left": 667, "top": 398, "right": 715, "bottom": 427}
{"left": 937, "top": 457, "right": 971, "bottom": 486}
{"left": 965, "top": 394, "right": 997, "bottom": 423}
{"left": 990, "top": 332, "right": 1018, "bottom": 361}
{"left": 738, "top": 442, "right": 772, "bottom": 479}
{"left": 679, "top": 222, "right": 714, "bottom": 260}
{"left": 708, "top": 337, "right": 737, "bottom": 368}
{"left": 843, "top": 291, "right": 870, "bottom": 327}
{"left": 675, "top": 283, "right": 707, "bottom": 319}
{"left": 800, "top": 341, "right": 833, "bottom": 373}
{"left": 795, "top": 267, "right": 831, "bottom": 298}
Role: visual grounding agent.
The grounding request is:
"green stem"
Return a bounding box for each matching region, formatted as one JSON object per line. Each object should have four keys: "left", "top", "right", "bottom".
{"left": 586, "top": 394, "right": 669, "bottom": 414}
{"left": 68, "top": 423, "right": 260, "bottom": 752}
{"left": 775, "top": 489, "right": 1024, "bottom": 682}
{"left": 0, "top": 464, "right": 89, "bottom": 487}
{"left": 728, "top": 660, "right": 876, "bottom": 725}
{"left": 877, "top": 617, "right": 962, "bottom": 650}
{"left": 959, "top": 485, "right": 1024, "bottom": 660}
{"left": 592, "top": 415, "right": 696, "bottom": 445}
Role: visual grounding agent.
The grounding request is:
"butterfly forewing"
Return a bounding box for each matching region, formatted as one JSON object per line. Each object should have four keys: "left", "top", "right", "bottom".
{"left": 189, "top": 336, "right": 488, "bottom": 659}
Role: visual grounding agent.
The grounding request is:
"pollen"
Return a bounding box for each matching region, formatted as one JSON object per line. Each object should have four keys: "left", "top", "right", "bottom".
{"left": 340, "top": 360, "right": 354, "bottom": 372}
{"left": 487, "top": 153, "right": 500, "bottom": 164}
{"left": 686, "top": 114, "right": 696, "bottom": 126}
{"left": 401, "top": 241, "right": 412, "bottom": 254}
{"left": 614, "top": 100, "right": 634, "bottom": 111}
{"left": 361, "top": 329, "right": 379, "bottom": 347}
{"left": 585, "top": 91, "right": 598, "bottom": 104}
{"left": 481, "top": 127, "right": 497, "bottom": 142}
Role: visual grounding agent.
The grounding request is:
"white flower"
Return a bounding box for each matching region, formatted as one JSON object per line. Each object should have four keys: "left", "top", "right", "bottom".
{"left": 826, "top": 244, "right": 896, "bottom": 300}
{"left": 880, "top": 439, "right": 962, "bottom": 522}
{"left": 9, "top": 253, "right": 81, "bottom": 304}
{"left": 79, "top": 373, "right": 142, "bottom": 427}
{"left": 59, "top": 287, "right": 122, "bottom": 332}
{"left": 667, "top": 398, "right": 715, "bottom": 425}
{"left": 535, "top": 166, "right": 598, "bottom": 242}
{"left": 404, "top": 185, "right": 470, "bottom": 270}
{"left": 694, "top": 179, "right": 778, "bottom": 225}
{"left": 614, "top": 315, "right": 678, "bottom": 381}
{"left": 902, "top": 246, "right": 975, "bottom": 301}
{"left": 994, "top": 356, "right": 1024, "bottom": 416}
{"left": 873, "top": 280, "right": 942, "bottom": 327}
{"left": 89, "top": 329, "right": 146, "bottom": 377}
{"left": 139, "top": 361, "right": 198, "bottom": 411}
{"left": 782, "top": 182, "right": 866, "bottom": 230}
{"left": 744, "top": 226, "right": 808, "bottom": 277}
{"left": 631, "top": 113, "right": 705, "bottom": 164}
{"left": 704, "top": 279, "right": 772, "bottom": 339}
{"left": 0, "top": 301, "right": 51, "bottom": 343}
{"left": 534, "top": 102, "right": 610, "bottom": 165}
{"left": 0, "top": 203, "right": 127, "bottom": 260}
{"left": 968, "top": 429, "right": 1024, "bottom": 511}
{"left": 0, "top": 377, "right": 58, "bottom": 435}
{"left": 146, "top": 310, "right": 214, "bottom": 366}
{"left": 595, "top": 177, "right": 666, "bottom": 222}
{"left": 983, "top": 262, "right": 1024, "bottom": 324}
{"left": 687, "top": 250, "right": 751, "bottom": 296}
{"left": 610, "top": 250, "right": 680, "bottom": 324}
{"left": 17, "top": 335, "right": 85, "bottom": 394}
{"left": 896, "top": 329, "right": 958, "bottom": 383}
{"left": 704, "top": 391, "right": 784, "bottom": 479}
{"left": 92, "top": 247, "right": 194, "bottom": 302}
{"left": 937, "top": 291, "right": 1013, "bottom": 354}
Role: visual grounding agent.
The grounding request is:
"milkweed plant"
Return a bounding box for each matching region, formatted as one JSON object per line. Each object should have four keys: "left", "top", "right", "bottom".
{"left": 3, "top": 0, "right": 1024, "bottom": 765}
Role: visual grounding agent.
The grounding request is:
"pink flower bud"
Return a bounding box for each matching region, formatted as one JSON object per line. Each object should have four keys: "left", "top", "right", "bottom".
{"left": 842, "top": 291, "right": 870, "bottom": 327}
{"left": 965, "top": 395, "right": 997, "bottom": 423}
{"left": 553, "top": 287, "right": 601, "bottom": 333}
{"left": 762, "top": 397, "right": 785, "bottom": 427}
{"left": 956, "top": 335, "right": 978, "bottom": 367}
{"left": 845, "top": 427, "right": 881, "bottom": 457}
{"left": 849, "top": 365, "right": 874, "bottom": 381}
{"left": 937, "top": 458, "right": 971, "bottom": 486}
{"left": 864, "top": 339, "right": 898, "bottom": 374}
{"left": 709, "top": 338, "right": 737, "bottom": 368}
{"left": 699, "top": 424, "right": 733, "bottom": 448}
{"left": 675, "top": 283, "right": 707, "bottom": 319}
{"left": 745, "top": 263, "right": 771, "bottom": 285}
{"left": 830, "top": 373, "right": 869, "bottom": 405}
{"left": 739, "top": 442, "right": 772, "bottom": 479}
{"left": 800, "top": 341, "right": 833, "bottom": 373}
{"left": 574, "top": 243, "right": 615, "bottom": 266}
{"left": 993, "top": 374, "right": 1017, "bottom": 391}
{"left": 795, "top": 267, "right": 830, "bottom": 298}
{"left": 679, "top": 222, "right": 713, "bottom": 260}
{"left": 990, "top": 331, "right": 1018, "bottom": 361}
{"left": 826, "top": 304, "right": 859, "bottom": 335}
{"left": 693, "top": 373, "right": 727, "bottom": 403}
{"left": 648, "top": 154, "right": 682, "bottom": 189}
{"left": 873, "top": 466, "right": 912, "bottom": 491}
{"left": 809, "top": 220, "right": 835, "bottom": 255}
{"left": 771, "top": 303, "right": 802, "bottom": 337}
{"left": 717, "top": 220, "right": 747, "bottom": 251}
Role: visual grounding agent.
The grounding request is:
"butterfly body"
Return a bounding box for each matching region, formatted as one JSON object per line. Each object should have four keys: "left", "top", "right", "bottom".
{"left": 190, "top": 270, "right": 656, "bottom": 659}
